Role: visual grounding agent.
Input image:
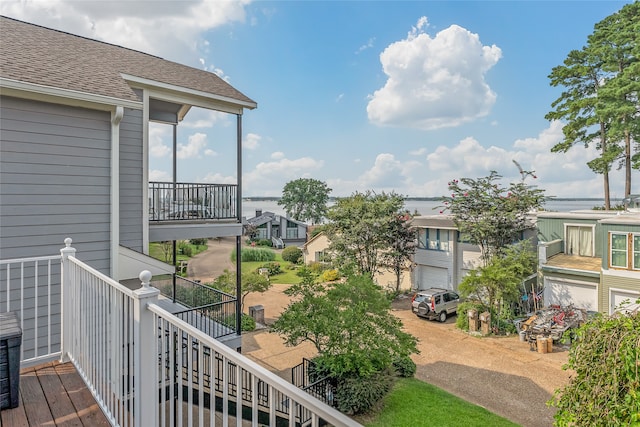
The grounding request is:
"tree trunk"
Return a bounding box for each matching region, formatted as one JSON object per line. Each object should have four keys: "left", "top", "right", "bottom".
{"left": 625, "top": 130, "right": 631, "bottom": 198}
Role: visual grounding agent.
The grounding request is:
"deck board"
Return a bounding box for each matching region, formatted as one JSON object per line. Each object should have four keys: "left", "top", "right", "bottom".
{"left": 0, "top": 362, "right": 110, "bottom": 427}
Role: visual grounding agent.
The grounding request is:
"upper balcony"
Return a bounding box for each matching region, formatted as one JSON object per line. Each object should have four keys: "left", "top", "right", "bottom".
{"left": 148, "top": 181, "right": 242, "bottom": 242}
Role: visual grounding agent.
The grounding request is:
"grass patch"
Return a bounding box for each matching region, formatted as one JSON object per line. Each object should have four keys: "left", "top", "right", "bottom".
{"left": 357, "top": 378, "right": 518, "bottom": 427}
{"left": 149, "top": 241, "right": 208, "bottom": 264}
{"left": 242, "top": 253, "right": 302, "bottom": 285}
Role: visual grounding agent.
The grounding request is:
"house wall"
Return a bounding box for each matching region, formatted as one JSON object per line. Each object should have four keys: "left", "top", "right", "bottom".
{"left": 303, "top": 234, "right": 330, "bottom": 264}
{"left": 599, "top": 222, "right": 640, "bottom": 269}
{"left": 537, "top": 217, "right": 605, "bottom": 257}
{"left": 119, "top": 107, "right": 144, "bottom": 252}
{"left": 0, "top": 96, "right": 112, "bottom": 359}
{"left": 0, "top": 96, "right": 111, "bottom": 266}
{"left": 601, "top": 271, "right": 640, "bottom": 313}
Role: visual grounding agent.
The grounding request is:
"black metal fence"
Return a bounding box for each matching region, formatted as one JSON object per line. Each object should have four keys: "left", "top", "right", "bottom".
{"left": 154, "top": 275, "right": 237, "bottom": 339}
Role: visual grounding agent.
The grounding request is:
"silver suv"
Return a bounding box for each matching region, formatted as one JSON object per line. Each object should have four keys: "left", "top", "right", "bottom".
{"left": 412, "top": 288, "right": 460, "bottom": 322}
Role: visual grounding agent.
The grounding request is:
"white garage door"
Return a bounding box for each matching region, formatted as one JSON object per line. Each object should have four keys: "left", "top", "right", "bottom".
{"left": 610, "top": 289, "right": 640, "bottom": 314}
{"left": 544, "top": 278, "right": 597, "bottom": 311}
{"left": 417, "top": 266, "right": 449, "bottom": 290}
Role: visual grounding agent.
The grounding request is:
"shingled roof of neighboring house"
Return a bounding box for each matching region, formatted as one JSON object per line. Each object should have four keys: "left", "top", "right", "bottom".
{"left": 0, "top": 16, "right": 256, "bottom": 108}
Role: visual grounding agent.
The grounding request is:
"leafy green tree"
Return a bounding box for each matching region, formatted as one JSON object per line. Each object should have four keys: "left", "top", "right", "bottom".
{"left": 380, "top": 212, "right": 416, "bottom": 292}
{"left": 547, "top": 2, "right": 639, "bottom": 204}
{"left": 271, "top": 273, "right": 418, "bottom": 379}
{"left": 440, "top": 171, "right": 545, "bottom": 267}
{"left": 278, "top": 178, "right": 331, "bottom": 224}
{"left": 240, "top": 271, "right": 271, "bottom": 313}
{"left": 325, "top": 191, "right": 408, "bottom": 278}
{"left": 458, "top": 241, "right": 536, "bottom": 329}
{"left": 549, "top": 308, "right": 640, "bottom": 426}
{"left": 590, "top": 2, "right": 640, "bottom": 199}
{"left": 210, "top": 269, "right": 272, "bottom": 313}
{"left": 546, "top": 48, "right": 619, "bottom": 210}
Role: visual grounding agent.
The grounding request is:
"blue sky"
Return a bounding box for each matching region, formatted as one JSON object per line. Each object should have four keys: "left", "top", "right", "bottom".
{"left": 2, "top": 0, "right": 635, "bottom": 198}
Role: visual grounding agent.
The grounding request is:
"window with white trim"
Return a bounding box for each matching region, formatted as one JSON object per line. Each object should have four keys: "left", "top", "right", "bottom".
{"left": 609, "top": 232, "right": 640, "bottom": 270}
{"left": 417, "top": 228, "right": 450, "bottom": 251}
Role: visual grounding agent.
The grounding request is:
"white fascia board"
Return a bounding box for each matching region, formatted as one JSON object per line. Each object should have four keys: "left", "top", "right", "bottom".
{"left": 0, "top": 78, "right": 142, "bottom": 110}
{"left": 121, "top": 73, "right": 257, "bottom": 114}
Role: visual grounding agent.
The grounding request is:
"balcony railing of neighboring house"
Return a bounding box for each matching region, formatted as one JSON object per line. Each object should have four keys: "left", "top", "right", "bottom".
{"left": 0, "top": 253, "right": 63, "bottom": 368}
{"left": 1, "top": 238, "right": 362, "bottom": 427}
{"left": 149, "top": 181, "right": 238, "bottom": 222}
{"left": 538, "top": 239, "right": 563, "bottom": 264}
{"left": 153, "top": 275, "right": 238, "bottom": 339}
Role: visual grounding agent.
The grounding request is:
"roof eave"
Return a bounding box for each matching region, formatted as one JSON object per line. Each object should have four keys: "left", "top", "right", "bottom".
{"left": 0, "top": 77, "right": 143, "bottom": 110}
{"left": 121, "top": 74, "right": 257, "bottom": 115}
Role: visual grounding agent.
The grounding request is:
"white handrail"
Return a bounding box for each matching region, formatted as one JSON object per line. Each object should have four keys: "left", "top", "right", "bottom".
{"left": 148, "top": 302, "right": 362, "bottom": 427}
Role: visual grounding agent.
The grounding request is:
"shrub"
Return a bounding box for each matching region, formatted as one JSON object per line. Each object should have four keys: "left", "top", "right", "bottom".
{"left": 221, "top": 313, "right": 256, "bottom": 332}
{"left": 189, "top": 238, "right": 207, "bottom": 246}
{"left": 335, "top": 371, "right": 394, "bottom": 415}
{"left": 308, "top": 261, "right": 328, "bottom": 274}
{"left": 261, "top": 262, "right": 281, "bottom": 276}
{"left": 257, "top": 239, "right": 272, "bottom": 247}
{"left": 392, "top": 356, "right": 416, "bottom": 378}
{"left": 281, "top": 246, "right": 303, "bottom": 264}
{"left": 455, "top": 300, "right": 486, "bottom": 331}
{"left": 178, "top": 242, "right": 193, "bottom": 257}
{"left": 321, "top": 269, "right": 340, "bottom": 282}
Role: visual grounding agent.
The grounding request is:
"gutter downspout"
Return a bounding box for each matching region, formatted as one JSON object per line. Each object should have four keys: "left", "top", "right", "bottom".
{"left": 111, "top": 106, "right": 124, "bottom": 278}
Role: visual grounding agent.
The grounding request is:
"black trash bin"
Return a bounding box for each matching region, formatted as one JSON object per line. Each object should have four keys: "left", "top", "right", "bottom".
{"left": 0, "top": 311, "right": 22, "bottom": 410}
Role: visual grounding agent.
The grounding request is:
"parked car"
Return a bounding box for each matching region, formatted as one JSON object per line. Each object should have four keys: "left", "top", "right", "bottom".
{"left": 412, "top": 288, "right": 460, "bottom": 322}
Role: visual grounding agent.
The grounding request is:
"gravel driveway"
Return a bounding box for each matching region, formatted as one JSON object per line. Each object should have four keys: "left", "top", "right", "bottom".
{"left": 186, "top": 240, "right": 571, "bottom": 426}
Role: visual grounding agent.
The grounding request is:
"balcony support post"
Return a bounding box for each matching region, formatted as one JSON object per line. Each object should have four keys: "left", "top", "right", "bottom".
{"left": 236, "top": 114, "right": 243, "bottom": 344}
{"left": 132, "top": 270, "right": 160, "bottom": 427}
{"left": 60, "top": 238, "right": 76, "bottom": 363}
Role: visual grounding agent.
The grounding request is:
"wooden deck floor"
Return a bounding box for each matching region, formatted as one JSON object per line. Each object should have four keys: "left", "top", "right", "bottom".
{"left": 0, "top": 362, "right": 110, "bottom": 427}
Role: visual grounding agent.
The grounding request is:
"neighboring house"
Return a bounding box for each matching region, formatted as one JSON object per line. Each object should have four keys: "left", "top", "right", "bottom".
{"left": 537, "top": 208, "right": 640, "bottom": 314}
{"left": 302, "top": 232, "right": 413, "bottom": 291}
{"left": 0, "top": 16, "right": 256, "bottom": 350}
{"left": 410, "top": 214, "right": 538, "bottom": 292}
{"left": 244, "top": 210, "right": 307, "bottom": 248}
{"left": 303, "top": 232, "right": 331, "bottom": 264}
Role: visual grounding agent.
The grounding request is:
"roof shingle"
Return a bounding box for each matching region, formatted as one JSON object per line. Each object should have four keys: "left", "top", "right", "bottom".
{"left": 0, "top": 16, "right": 256, "bottom": 108}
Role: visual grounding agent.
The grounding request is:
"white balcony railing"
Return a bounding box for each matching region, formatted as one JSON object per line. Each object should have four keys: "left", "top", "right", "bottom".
{"left": 1, "top": 239, "right": 361, "bottom": 427}
{"left": 0, "top": 253, "right": 62, "bottom": 367}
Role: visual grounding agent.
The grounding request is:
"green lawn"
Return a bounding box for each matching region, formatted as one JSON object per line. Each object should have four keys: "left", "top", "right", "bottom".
{"left": 357, "top": 378, "right": 519, "bottom": 427}
{"left": 149, "top": 241, "right": 208, "bottom": 264}
{"left": 241, "top": 253, "right": 302, "bottom": 284}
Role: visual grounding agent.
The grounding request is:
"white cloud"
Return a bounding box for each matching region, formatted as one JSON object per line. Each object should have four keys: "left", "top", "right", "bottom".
{"left": 367, "top": 17, "right": 502, "bottom": 130}
{"left": 0, "top": 0, "right": 251, "bottom": 63}
{"left": 149, "top": 169, "right": 171, "bottom": 182}
{"left": 149, "top": 124, "right": 171, "bottom": 158}
{"left": 201, "top": 172, "right": 237, "bottom": 184}
{"left": 409, "top": 147, "right": 428, "bottom": 156}
{"left": 177, "top": 133, "right": 208, "bottom": 159}
{"left": 204, "top": 149, "right": 218, "bottom": 157}
{"left": 181, "top": 110, "right": 230, "bottom": 129}
{"left": 355, "top": 37, "right": 375, "bottom": 54}
{"left": 243, "top": 155, "right": 324, "bottom": 196}
{"left": 271, "top": 152, "right": 285, "bottom": 160}
{"left": 243, "top": 133, "right": 262, "bottom": 150}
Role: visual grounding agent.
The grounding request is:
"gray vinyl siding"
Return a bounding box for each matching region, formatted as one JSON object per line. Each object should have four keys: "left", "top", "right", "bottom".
{"left": 119, "top": 107, "right": 143, "bottom": 251}
{"left": 0, "top": 96, "right": 112, "bottom": 360}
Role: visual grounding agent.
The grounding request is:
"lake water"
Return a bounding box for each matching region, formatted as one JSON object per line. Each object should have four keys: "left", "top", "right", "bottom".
{"left": 242, "top": 198, "right": 614, "bottom": 220}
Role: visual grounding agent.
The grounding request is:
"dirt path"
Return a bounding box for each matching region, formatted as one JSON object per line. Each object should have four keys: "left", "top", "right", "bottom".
{"left": 187, "top": 237, "right": 237, "bottom": 283}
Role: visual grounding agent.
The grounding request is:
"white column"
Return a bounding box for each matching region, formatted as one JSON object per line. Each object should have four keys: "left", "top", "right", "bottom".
{"left": 59, "top": 238, "right": 76, "bottom": 363}
{"left": 132, "top": 270, "right": 160, "bottom": 427}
